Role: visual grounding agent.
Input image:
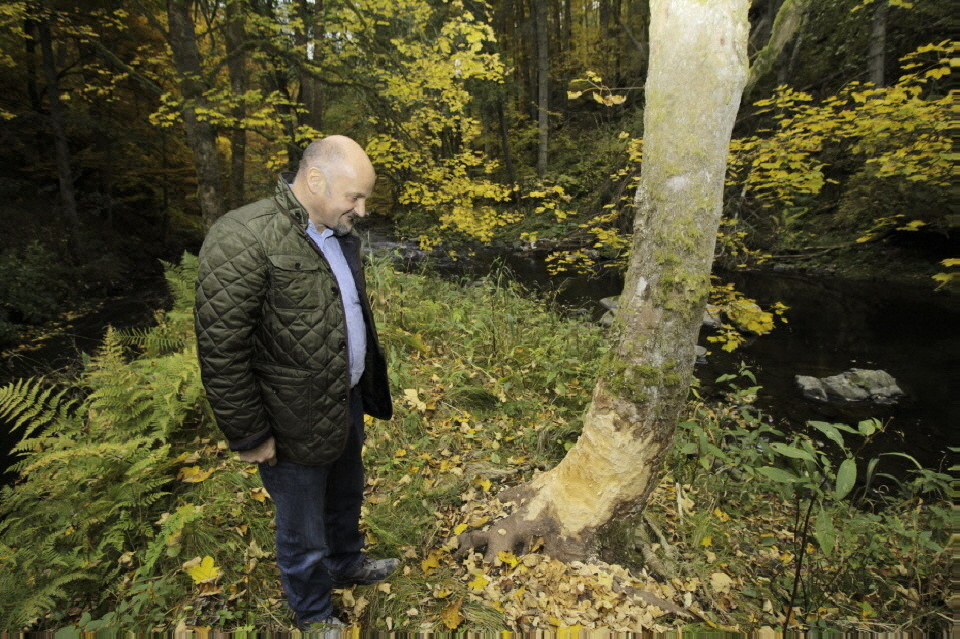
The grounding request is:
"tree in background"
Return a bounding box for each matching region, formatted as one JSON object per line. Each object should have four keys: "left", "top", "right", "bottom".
{"left": 461, "top": 0, "right": 750, "bottom": 560}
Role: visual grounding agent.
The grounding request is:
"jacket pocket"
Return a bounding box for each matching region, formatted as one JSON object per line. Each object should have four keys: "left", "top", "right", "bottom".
{"left": 252, "top": 362, "right": 313, "bottom": 440}
{"left": 267, "top": 254, "right": 321, "bottom": 309}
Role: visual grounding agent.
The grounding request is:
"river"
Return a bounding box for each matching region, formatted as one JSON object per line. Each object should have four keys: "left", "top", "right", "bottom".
{"left": 378, "top": 234, "right": 958, "bottom": 475}
{"left": 1, "top": 233, "right": 956, "bottom": 483}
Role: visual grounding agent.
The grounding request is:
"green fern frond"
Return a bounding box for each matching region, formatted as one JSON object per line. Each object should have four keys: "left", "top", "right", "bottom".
{"left": 0, "top": 378, "right": 78, "bottom": 439}
{"left": 115, "top": 326, "right": 186, "bottom": 354}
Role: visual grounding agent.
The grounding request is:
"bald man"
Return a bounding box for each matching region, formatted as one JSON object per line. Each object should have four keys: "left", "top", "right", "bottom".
{"left": 195, "top": 136, "right": 397, "bottom": 629}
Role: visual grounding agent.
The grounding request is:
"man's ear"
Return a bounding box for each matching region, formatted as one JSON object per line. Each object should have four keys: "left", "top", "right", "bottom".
{"left": 307, "top": 166, "right": 326, "bottom": 194}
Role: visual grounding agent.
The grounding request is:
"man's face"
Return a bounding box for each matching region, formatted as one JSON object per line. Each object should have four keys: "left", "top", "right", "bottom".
{"left": 311, "top": 162, "right": 376, "bottom": 236}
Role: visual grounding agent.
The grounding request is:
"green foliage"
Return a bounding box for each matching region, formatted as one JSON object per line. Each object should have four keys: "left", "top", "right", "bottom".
{"left": 0, "top": 242, "right": 71, "bottom": 344}
{"left": 661, "top": 368, "right": 949, "bottom": 631}
{"left": 0, "top": 256, "right": 947, "bottom": 632}
{"left": 0, "top": 255, "right": 278, "bottom": 631}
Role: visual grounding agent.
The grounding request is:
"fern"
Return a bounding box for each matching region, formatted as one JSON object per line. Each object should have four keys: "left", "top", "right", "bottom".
{"left": 0, "top": 254, "right": 281, "bottom": 630}
{"left": 0, "top": 377, "right": 79, "bottom": 439}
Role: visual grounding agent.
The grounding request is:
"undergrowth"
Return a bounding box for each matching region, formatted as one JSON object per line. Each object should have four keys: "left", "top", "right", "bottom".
{"left": 0, "top": 254, "right": 949, "bottom": 633}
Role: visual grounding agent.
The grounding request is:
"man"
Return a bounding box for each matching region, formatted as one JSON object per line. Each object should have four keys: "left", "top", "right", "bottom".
{"left": 195, "top": 135, "right": 397, "bottom": 628}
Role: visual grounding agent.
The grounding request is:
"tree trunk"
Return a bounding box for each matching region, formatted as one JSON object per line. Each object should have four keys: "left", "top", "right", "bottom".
{"left": 166, "top": 0, "right": 225, "bottom": 229}
{"left": 496, "top": 101, "right": 517, "bottom": 186}
{"left": 38, "top": 17, "right": 84, "bottom": 264}
{"left": 296, "top": 0, "right": 324, "bottom": 134}
{"left": 742, "top": 0, "right": 808, "bottom": 100}
{"left": 535, "top": 0, "right": 549, "bottom": 177}
{"left": 460, "top": 0, "right": 749, "bottom": 562}
{"left": 225, "top": 0, "right": 247, "bottom": 210}
{"left": 867, "top": 0, "right": 887, "bottom": 86}
{"left": 23, "top": 18, "right": 42, "bottom": 168}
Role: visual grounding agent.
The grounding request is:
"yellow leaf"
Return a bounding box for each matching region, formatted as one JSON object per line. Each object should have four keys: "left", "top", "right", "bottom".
{"left": 941, "top": 258, "right": 960, "bottom": 267}
{"left": 496, "top": 551, "right": 520, "bottom": 568}
{"left": 177, "top": 466, "right": 214, "bottom": 483}
{"left": 421, "top": 549, "right": 442, "bottom": 574}
{"left": 184, "top": 556, "right": 221, "bottom": 583}
{"left": 403, "top": 388, "right": 427, "bottom": 412}
{"left": 701, "top": 536, "right": 713, "bottom": 547}
{"left": 566, "top": 90, "right": 583, "bottom": 100}
{"left": 713, "top": 507, "right": 731, "bottom": 522}
{"left": 468, "top": 574, "right": 489, "bottom": 590}
{"left": 453, "top": 523, "right": 469, "bottom": 536}
{"left": 473, "top": 477, "right": 492, "bottom": 492}
{"left": 896, "top": 220, "right": 926, "bottom": 231}
{"left": 439, "top": 598, "right": 465, "bottom": 629}
{"left": 710, "top": 571, "right": 733, "bottom": 594}
{"left": 250, "top": 487, "right": 269, "bottom": 503}
{"left": 377, "top": 582, "right": 392, "bottom": 594}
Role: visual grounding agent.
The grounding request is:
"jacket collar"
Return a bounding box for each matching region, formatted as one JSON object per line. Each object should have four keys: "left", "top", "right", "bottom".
{"left": 275, "top": 172, "right": 309, "bottom": 226}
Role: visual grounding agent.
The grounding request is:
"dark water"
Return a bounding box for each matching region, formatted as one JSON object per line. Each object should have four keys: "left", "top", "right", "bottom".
{"left": 1, "top": 230, "right": 956, "bottom": 482}
{"left": 372, "top": 232, "right": 958, "bottom": 474}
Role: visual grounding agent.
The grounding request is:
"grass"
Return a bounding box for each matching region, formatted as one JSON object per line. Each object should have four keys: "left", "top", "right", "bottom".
{"left": 0, "top": 256, "right": 949, "bottom": 633}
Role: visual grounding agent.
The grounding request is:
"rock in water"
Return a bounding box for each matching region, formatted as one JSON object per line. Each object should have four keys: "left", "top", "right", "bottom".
{"left": 795, "top": 368, "right": 904, "bottom": 405}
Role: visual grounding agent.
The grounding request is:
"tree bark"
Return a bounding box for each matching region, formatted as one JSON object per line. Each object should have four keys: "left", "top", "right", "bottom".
{"left": 867, "top": 0, "right": 887, "bottom": 86}
{"left": 225, "top": 0, "right": 247, "bottom": 210}
{"left": 742, "top": 0, "right": 808, "bottom": 100}
{"left": 166, "top": 0, "right": 225, "bottom": 229}
{"left": 296, "top": 0, "right": 324, "bottom": 134}
{"left": 460, "top": 0, "right": 749, "bottom": 562}
{"left": 38, "top": 17, "right": 83, "bottom": 264}
{"left": 535, "top": 0, "right": 549, "bottom": 177}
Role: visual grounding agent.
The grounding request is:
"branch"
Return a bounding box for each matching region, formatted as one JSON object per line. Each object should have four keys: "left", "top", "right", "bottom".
{"left": 85, "top": 38, "right": 164, "bottom": 96}
{"left": 128, "top": 0, "right": 169, "bottom": 40}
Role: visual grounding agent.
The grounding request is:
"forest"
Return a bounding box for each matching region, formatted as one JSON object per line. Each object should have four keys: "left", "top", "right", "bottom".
{"left": 0, "top": 0, "right": 954, "bottom": 633}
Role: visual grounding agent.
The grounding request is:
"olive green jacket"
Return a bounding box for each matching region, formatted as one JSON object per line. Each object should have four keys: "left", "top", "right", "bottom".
{"left": 194, "top": 176, "right": 392, "bottom": 465}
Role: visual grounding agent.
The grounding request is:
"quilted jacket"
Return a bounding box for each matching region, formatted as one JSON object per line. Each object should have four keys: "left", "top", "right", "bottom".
{"left": 194, "top": 176, "right": 392, "bottom": 465}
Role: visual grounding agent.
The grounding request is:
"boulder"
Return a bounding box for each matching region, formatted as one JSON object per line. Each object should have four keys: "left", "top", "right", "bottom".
{"left": 695, "top": 345, "right": 708, "bottom": 365}
{"left": 702, "top": 304, "right": 722, "bottom": 328}
{"left": 795, "top": 368, "right": 904, "bottom": 405}
{"left": 599, "top": 296, "right": 620, "bottom": 311}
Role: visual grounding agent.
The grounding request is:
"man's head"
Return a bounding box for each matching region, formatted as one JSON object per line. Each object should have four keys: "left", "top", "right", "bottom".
{"left": 292, "top": 135, "right": 376, "bottom": 236}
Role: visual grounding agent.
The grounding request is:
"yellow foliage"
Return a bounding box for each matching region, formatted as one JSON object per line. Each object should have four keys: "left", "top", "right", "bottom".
{"left": 439, "top": 598, "right": 465, "bottom": 629}
{"left": 177, "top": 465, "right": 214, "bottom": 483}
{"left": 727, "top": 41, "right": 953, "bottom": 236}
{"left": 183, "top": 555, "right": 221, "bottom": 583}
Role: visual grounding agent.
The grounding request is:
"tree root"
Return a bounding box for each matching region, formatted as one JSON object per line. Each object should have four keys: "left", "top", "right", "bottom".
{"left": 457, "top": 487, "right": 590, "bottom": 562}
{"left": 633, "top": 515, "right": 681, "bottom": 581}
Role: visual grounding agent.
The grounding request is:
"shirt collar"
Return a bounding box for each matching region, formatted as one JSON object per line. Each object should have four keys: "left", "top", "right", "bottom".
{"left": 306, "top": 220, "right": 335, "bottom": 240}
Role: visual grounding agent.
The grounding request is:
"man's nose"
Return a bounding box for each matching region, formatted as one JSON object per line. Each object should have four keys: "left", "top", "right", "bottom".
{"left": 355, "top": 200, "right": 367, "bottom": 217}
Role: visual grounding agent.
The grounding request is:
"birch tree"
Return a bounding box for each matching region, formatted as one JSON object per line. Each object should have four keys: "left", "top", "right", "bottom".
{"left": 461, "top": 0, "right": 750, "bottom": 561}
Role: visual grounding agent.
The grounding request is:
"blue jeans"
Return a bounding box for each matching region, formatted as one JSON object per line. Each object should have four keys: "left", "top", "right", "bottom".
{"left": 258, "top": 391, "right": 366, "bottom": 624}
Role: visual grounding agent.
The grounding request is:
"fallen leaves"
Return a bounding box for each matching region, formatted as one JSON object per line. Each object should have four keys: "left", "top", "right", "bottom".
{"left": 177, "top": 466, "right": 214, "bottom": 483}
{"left": 183, "top": 556, "right": 222, "bottom": 596}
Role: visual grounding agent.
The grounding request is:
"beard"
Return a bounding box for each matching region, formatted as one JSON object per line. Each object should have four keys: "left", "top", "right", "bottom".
{"left": 331, "top": 214, "right": 356, "bottom": 236}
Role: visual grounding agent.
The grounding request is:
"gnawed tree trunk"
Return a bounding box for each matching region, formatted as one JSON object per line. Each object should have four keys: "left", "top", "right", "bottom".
{"left": 167, "top": 0, "right": 225, "bottom": 229}
{"left": 460, "top": 0, "right": 749, "bottom": 562}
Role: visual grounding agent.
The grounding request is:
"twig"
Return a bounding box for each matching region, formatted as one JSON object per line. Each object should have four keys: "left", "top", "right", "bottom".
{"left": 783, "top": 495, "right": 816, "bottom": 635}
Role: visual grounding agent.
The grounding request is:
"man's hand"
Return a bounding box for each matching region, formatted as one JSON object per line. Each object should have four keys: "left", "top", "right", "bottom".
{"left": 238, "top": 436, "right": 277, "bottom": 465}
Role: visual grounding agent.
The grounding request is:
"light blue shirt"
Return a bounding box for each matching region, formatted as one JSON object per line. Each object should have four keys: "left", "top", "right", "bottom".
{"left": 306, "top": 222, "right": 367, "bottom": 388}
